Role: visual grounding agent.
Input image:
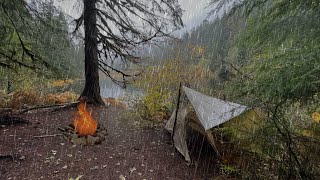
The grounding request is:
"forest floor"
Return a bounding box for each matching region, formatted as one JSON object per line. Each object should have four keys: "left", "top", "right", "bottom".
{"left": 0, "top": 106, "right": 222, "bottom": 180}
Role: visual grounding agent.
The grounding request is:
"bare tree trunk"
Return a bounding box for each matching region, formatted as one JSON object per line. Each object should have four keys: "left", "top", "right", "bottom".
{"left": 80, "top": 0, "right": 104, "bottom": 105}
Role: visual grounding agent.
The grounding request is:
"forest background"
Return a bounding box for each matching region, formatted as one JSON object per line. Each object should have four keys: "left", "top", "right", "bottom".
{"left": 0, "top": 0, "right": 319, "bottom": 179}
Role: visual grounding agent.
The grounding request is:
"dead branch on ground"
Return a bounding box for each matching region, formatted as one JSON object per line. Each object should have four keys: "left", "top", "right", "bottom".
{"left": 16, "top": 101, "right": 79, "bottom": 114}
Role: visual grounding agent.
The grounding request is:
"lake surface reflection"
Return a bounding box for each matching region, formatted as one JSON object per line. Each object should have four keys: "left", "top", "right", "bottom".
{"left": 100, "top": 79, "right": 125, "bottom": 98}
{"left": 74, "top": 79, "right": 138, "bottom": 99}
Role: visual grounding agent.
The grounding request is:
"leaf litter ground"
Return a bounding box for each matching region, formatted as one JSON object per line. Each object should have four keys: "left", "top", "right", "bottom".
{"left": 0, "top": 106, "right": 219, "bottom": 179}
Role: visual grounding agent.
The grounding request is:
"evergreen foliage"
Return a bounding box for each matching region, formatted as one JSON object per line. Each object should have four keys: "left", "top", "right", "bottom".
{"left": 0, "top": 0, "right": 85, "bottom": 93}
{"left": 149, "top": 0, "right": 320, "bottom": 178}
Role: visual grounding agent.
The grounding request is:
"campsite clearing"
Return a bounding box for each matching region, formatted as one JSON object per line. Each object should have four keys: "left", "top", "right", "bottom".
{"left": 0, "top": 106, "right": 221, "bottom": 179}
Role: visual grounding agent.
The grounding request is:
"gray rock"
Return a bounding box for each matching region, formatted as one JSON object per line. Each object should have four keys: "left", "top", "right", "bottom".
{"left": 86, "top": 135, "right": 96, "bottom": 145}
{"left": 71, "top": 136, "right": 86, "bottom": 145}
{"left": 100, "top": 130, "right": 108, "bottom": 135}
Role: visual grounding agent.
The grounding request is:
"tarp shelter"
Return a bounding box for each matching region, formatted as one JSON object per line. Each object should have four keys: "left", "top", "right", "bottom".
{"left": 165, "top": 86, "right": 249, "bottom": 161}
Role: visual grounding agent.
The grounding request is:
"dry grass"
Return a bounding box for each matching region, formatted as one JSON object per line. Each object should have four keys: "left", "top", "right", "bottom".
{"left": 44, "top": 91, "right": 78, "bottom": 104}
{"left": 6, "top": 91, "right": 39, "bottom": 109}
{"left": 50, "top": 79, "right": 75, "bottom": 87}
{"left": 2, "top": 91, "right": 79, "bottom": 109}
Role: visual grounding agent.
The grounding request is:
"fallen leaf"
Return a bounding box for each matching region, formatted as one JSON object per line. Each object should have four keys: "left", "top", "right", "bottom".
{"left": 67, "top": 154, "right": 73, "bottom": 157}
{"left": 312, "top": 112, "right": 320, "bottom": 123}
{"left": 51, "top": 150, "right": 57, "bottom": 155}
{"left": 129, "top": 167, "right": 136, "bottom": 173}
{"left": 90, "top": 166, "right": 99, "bottom": 170}
{"left": 19, "top": 156, "right": 25, "bottom": 160}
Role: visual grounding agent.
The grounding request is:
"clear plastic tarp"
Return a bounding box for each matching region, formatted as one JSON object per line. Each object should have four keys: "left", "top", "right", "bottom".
{"left": 165, "top": 86, "right": 249, "bottom": 161}
{"left": 165, "top": 104, "right": 191, "bottom": 161}
{"left": 183, "top": 86, "right": 248, "bottom": 130}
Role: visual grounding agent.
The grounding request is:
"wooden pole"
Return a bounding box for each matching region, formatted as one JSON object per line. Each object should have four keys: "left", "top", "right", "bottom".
{"left": 172, "top": 82, "right": 182, "bottom": 143}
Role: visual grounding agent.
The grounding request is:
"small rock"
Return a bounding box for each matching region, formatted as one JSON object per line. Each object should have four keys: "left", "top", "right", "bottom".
{"left": 119, "top": 175, "right": 126, "bottom": 180}
{"left": 86, "top": 135, "right": 96, "bottom": 145}
{"left": 96, "top": 132, "right": 104, "bottom": 138}
{"left": 94, "top": 136, "right": 103, "bottom": 143}
{"left": 100, "top": 130, "right": 108, "bottom": 135}
{"left": 71, "top": 137, "right": 86, "bottom": 145}
{"left": 62, "top": 165, "right": 68, "bottom": 169}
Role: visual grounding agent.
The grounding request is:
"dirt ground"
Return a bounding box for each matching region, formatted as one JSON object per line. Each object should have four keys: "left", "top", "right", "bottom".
{"left": 0, "top": 106, "right": 221, "bottom": 180}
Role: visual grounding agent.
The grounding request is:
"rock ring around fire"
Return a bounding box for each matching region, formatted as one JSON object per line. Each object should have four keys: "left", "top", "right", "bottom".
{"left": 59, "top": 124, "right": 108, "bottom": 145}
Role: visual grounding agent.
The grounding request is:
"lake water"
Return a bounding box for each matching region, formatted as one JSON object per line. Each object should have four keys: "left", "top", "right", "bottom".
{"left": 72, "top": 79, "right": 140, "bottom": 101}
{"left": 100, "top": 79, "right": 126, "bottom": 98}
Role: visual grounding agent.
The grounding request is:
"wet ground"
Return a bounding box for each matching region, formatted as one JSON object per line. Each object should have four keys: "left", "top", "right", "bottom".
{"left": 0, "top": 106, "right": 220, "bottom": 180}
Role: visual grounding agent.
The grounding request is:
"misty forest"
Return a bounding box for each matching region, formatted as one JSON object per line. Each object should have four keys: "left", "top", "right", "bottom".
{"left": 0, "top": 0, "right": 319, "bottom": 179}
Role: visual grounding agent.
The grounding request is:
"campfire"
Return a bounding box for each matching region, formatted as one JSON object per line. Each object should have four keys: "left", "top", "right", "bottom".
{"left": 73, "top": 100, "right": 97, "bottom": 136}
{"left": 59, "top": 99, "right": 107, "bottom": 145}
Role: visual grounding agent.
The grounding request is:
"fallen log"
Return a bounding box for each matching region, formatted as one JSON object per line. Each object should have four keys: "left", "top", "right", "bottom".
{"left": 0, "top": 115, "right": 29, "bottom": 125}
{"left": 0, "top": 154, "right": 25, "bottom": 161}
{"left": 0, "top": 108, "right": 13, "bottom": 114}
{"left": 17, "top": 101, "right": 79, "bottom": 114}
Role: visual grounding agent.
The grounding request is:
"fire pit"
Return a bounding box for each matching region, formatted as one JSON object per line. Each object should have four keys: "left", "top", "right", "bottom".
{"left": 59, "top": 100, "right": 108, "bottom": 145}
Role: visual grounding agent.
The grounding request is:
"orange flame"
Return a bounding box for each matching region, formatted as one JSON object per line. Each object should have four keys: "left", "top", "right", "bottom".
{"left": 73, "top": 101, "right": 97, "bottom": 136}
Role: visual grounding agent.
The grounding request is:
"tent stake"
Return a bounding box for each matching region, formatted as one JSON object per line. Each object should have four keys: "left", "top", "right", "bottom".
{"left": 172, "top": 82, "right": 182, "bottom": 143}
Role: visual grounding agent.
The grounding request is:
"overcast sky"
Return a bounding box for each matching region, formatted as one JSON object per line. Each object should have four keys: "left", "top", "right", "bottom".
{"left": 54, "top": 0, "right": 211, "bottom": 34}
{"left": 179, "top": 0, "right": 211, "bottom": 29}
